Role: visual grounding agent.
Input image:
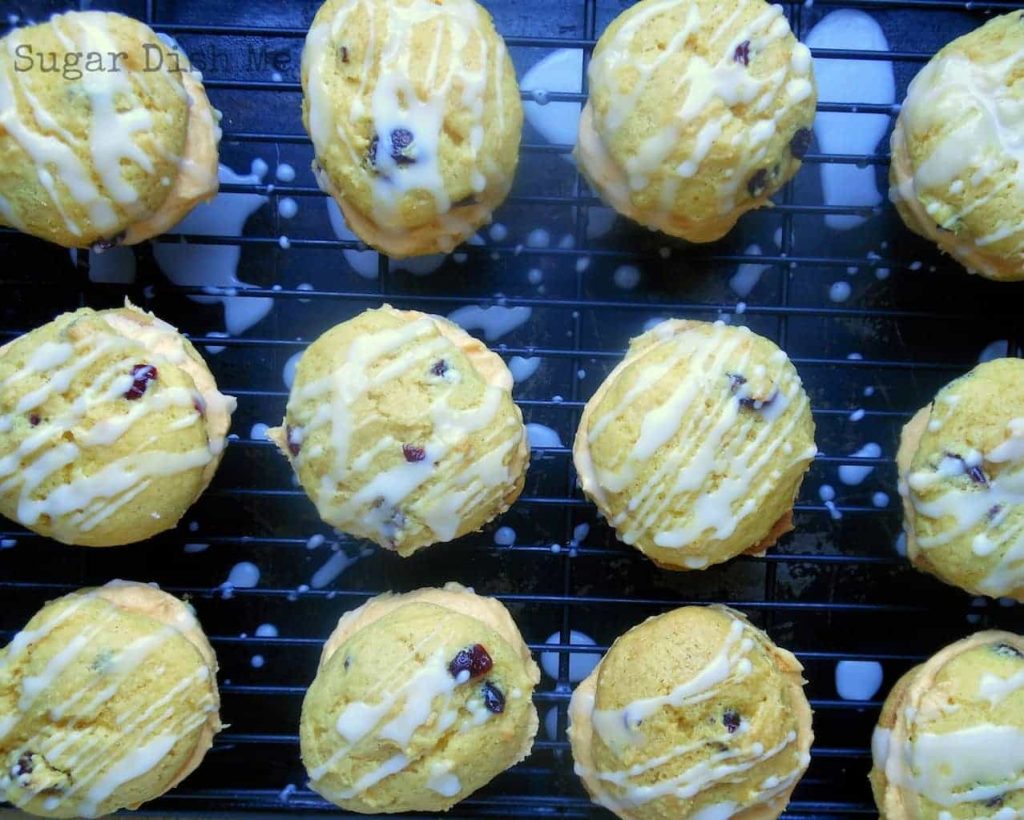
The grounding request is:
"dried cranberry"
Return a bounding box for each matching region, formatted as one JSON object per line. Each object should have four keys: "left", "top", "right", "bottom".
{"left": 747, "top": 169, "right": 768, "bottom": 197}
{"left": 733, "top": 40, "right": 751, "bottom": 66}
{"left": 722, "top": 709, "right": 741, "bottom": 733}
{"left": 449, "top": 644, "right": 493, "bottom": 679}
{"left": 340, "top": 46, "right": 349, "bottom": 63}
{"left": 370, "top": 129, "right": 417, "bottom": 168}
{"left": 402, "top": 444, "right": 426, "bottom": 463}
{"left": 192, "top": 394, "right": 206, "bottom": 417}
{"left": 286, "top": 425, "right": 302, "bottom": 457}
{"left": 431, "top": 359, "right": 448, "bottom": 377}
{"left": 390, "top": 128, "right": 415, "bottom": 165}
{"left": 790, "top": 128, "right": 812, "bottom": 159}
{"left": 985, "top": 794, "right": 1004, "bottom": 809}
{"left": 481, "top": 680, "right": 505, "bottom": 713}
{"left": 994, "top": 643, "right": 1024, "bottom": 659}
{"left": 739, "top": 392, "right": 777, "bottom": 412}
{"left": 124, "top": 364, "right": 157, "bottom": 400}
{"left": 13, "top": 752, "right": 33, "bottom": 777}
{"left": 726, "top": 373, "right": 747, "bottom": 393}
{"left": 90, "top": 231, "right": 126, "bottom": 253}
{"left": 944, "top": 452, "right": 988, "bottom": 485}
{"left": 28, "top": 414, "right": 40, "bottom": 426}
{"left": 90, "top": 649, "right": 114, "bottom": 673}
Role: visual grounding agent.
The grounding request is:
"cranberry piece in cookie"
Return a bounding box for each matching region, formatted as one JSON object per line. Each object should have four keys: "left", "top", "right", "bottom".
{"left": 124, "top": 364, "right": 158, "bottom": 400}
{"left": 449, "top": 644, "right": 493, "bottom": 679}
{"left": 481, "top": 680, "right": 505, "bottom": 713}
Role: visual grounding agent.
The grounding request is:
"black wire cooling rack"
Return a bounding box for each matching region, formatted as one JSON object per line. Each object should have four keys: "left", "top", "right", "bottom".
{"left": 5, "top": 0, "right": 1024, "bottom": 816}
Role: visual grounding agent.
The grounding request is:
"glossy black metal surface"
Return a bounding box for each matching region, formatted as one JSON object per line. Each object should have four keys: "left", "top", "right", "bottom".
{"left": 3, "top": 0, "right": 1024, "bottom": 815}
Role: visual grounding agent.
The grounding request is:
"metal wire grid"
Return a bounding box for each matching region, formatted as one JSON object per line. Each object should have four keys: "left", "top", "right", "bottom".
{"left": 3, "top": 0, "right": 1024, "bottom": 815}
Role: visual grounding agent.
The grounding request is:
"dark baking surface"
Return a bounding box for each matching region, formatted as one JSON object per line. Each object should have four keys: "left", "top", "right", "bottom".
{"left": 4, "top": 0, "right": 1024, "bottom": 815}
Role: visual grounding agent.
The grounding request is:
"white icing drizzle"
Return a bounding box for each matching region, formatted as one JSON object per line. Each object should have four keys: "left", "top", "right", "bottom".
{"left": 881, "top": 723, "right": 1024, "bottom": 806}
{"left": 576, "top": 322, "right": 814, "bottom": 560}
{"left": 0, "top": 309, "right": 232, "bottom": 541}
{"left": 692, "top": 802, "right": 738, "bottom": 820}
{"left": 17, "top": 611, "right": 118, "bottom": 713}
{"left": 871, "top": 725, "right": 891, "bottom": 773}
{"left": 78, "top": 734, "right": 176, "bottom": 817}
{"left": 310, "top": 643, "right": 488, "bottom": 801}
{"left": 285, "top": 311, "right": 523, "bottom": 549}
{"left": 0, "top": 13, "right": 188, "bottom": 238}
{"left": 908, "top": 412, "right": 1024, "bottom": 597}
{"left": 892, "top": 20, "right": 1024, "bottom": 267}
{"left": 426, "top": 760, "right": 462, "bottom": 797}
{"left": 55, "top": 15, "right": 155, "bottom": 207}
{"left": 0, "top": 583, "right": 217, "bottom": 817}
{"left": 336, "top": 754, "right": 409, "bottom": 800}
{"left": 874, "top": 633, "right": 1024, "bottom": 811}
{"left": 303, "top": 0, "right": 508, "bottom": 237}
{"left": 979, "top": 667, "right": 1024, "bottom": 705}
{"left": 576, "top": 615, "right": 807, "bottom": 813}
{"left": 0, "top": 32, "right": 111, "bottom": 235}
{"left": 50, "top": 627, "right": 178, "bottom": 720}
{"left": 592, "top": 620, "right": 752, "bottom": 750}
{"left": 584, "top": 0, "right": 814, "bottom": 222}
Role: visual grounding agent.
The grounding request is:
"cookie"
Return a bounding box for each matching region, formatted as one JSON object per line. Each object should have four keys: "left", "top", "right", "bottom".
{"left": 897, "top": 358, "right": 1024, "bottom": 600}
{"left": 890, "top": 12, "right": 1024, "bottom": 281}
{"left": 268, "top": 305, "right": 528, "bottom": 557}
{"left": 301, "top": 0, "right": 522, "bottom": 257}
{"left": 0, "top": 12, "right": 220, "bottom": 249}
{"left": 573, "top": 319, "right": 816, "bottom": 571}
{"left": 576, "top": 0, "right": 816, "bottom": 243}
{"left": 568, "top": 605, "right": 813, "bottom": 819}
{"left": 0, "top": 303, "right": 235, "bottom": 547}
{"left": 299, "top": 582, "right": 539, "bottom": 813}
{"left": 871, "top": 630, "right": 1024, "bottom": 817}
{"left": 0, "top": 580, "right": 221, "bottom": 818}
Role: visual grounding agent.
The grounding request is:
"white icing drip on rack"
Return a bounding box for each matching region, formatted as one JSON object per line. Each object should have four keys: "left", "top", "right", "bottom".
{"left": 805, "top": 10, "right": 894, "bottom": 231}
{"left": 155, "top": 162, "right": 273, "bottom": 338}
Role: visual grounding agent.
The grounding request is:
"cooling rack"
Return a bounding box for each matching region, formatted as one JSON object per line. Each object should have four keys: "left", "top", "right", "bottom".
{"left": 4, "top": 0, "right": 1024, "bottom": 815}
